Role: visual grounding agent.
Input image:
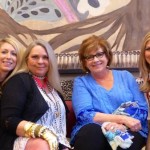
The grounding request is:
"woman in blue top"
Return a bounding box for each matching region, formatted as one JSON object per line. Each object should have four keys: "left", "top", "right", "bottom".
{"left": 71, "top": 35, "right": 148, "bottom": 150}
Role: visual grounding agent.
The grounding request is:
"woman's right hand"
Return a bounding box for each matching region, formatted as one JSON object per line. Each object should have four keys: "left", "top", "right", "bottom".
{"left": 122, "top": 116, "right": 142, "bottom": 132}
{"left": 41, "top": 129, "right": 58, "bottom": 150}
{"left": 104, "top": 122, "right": 127, "bottom": 132}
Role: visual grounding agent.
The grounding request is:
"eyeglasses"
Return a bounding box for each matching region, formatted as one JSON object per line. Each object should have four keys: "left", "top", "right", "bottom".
{"left": 84, "top": 52, "right": 105, "bottom": 61}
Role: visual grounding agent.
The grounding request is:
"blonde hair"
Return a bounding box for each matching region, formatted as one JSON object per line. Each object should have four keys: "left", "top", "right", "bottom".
{"left": 1, "top": 37, "right": 23, "bottom": 86}
{"left": 139, "top": 32, "right": 150, "bottom": 92}
{"left": 79, "top": 35, "right": 112, "bottom": 72}
{"left": 18, "top": 39, "right": 63, "bottom": 94}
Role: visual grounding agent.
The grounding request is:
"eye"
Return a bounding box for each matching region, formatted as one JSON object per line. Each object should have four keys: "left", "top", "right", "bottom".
{"left": 1, "top": 50, "right": 7, "bottom": 54}
{"left": 145, "top": 47, "right": 150, "bottom": 51}
{"left": 85, "top": 55, "right": 93, "bottom": 60}
{"left": 31, "top": 55, "right": 39, "bottom": 59}
{"left": 11, "top": 51, "right": 17, "bottom": 56}
{"left": 43, "top": 56, "right": 48, "bottom": 60}
{"left": 96, "top": 52, "right": 105, "bottom": 57}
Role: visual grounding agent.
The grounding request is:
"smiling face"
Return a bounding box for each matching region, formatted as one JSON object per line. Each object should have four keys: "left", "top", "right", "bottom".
{"left": 0, "top": 42, "right": 17, "bottom": 74}
{"left": 145, "top": 40, "right": 150, "bottom": 65}
{"left": 27, "top": 45, "right": 49, "bottom": 77}
{"left": 85, "top": 47, "right": 108, "bottom": 74}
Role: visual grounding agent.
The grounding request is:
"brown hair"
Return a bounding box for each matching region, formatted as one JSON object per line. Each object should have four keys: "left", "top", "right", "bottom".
{"left": 79, "top": 35, "right": 112, "bottom": 72}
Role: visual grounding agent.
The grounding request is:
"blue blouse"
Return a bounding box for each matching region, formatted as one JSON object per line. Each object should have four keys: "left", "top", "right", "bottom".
{"left": 71, "top": 70, "right": 148, "bottom": 144}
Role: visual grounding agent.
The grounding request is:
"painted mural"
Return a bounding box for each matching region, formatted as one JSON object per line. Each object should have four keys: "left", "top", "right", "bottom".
{"left": 0, "top": 0, "right": 149, "bottom": 52}
{"left": 0, "top": 0, "right": 150, "bottom": 69}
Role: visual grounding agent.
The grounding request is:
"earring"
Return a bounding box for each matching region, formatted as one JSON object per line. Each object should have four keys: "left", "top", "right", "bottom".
{"left": 106, "top": 65, "right": 110, "bottom": 69}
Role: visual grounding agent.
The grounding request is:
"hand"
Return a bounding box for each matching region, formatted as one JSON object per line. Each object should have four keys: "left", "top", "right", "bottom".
{"left": 122, "top": 116, "right": 141, "bottom": 132}
{"left": 42, "top": 129, "right": 58, "bottom": 150}
{"left": 104, "top": 122, "right": 127, "bottom": 132}
{"left": 24, "top": 122, "right": 59, "bottom": 149}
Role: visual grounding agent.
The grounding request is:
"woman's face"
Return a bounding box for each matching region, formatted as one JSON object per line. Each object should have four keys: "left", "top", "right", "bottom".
{"left": 145, "top": 40, "right": 150, "bottom": 65}
{"left": 84, "top": 47, "right": 108, "bottom": 74}
{"left": 27, "top": 45, "right": 49, "bottom": 77}
{"left": 0, "top": 42, "right": 17, "bottom": 73}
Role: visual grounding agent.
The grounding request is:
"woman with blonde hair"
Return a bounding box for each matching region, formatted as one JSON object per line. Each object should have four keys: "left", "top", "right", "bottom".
{"left": 138, "top": 32, "right": 150, "bottom": 150}
{"left": 0, "top": 39, "right": 71, "bottom": 150}
{"left": 0, "top": 37, "right": 23, "bottom": 85}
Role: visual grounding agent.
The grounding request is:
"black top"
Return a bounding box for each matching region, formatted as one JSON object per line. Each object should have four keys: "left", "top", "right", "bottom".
{"left": 0, "top": 72, "right": 68, "bottom": 150}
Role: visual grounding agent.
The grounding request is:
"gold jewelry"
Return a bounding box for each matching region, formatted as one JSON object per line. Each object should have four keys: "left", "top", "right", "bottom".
{"left": 24, "top": 122, "right": 58, "bottom": 150}
{"left": 24, "top": 122, "right": 34, "bottom": 137}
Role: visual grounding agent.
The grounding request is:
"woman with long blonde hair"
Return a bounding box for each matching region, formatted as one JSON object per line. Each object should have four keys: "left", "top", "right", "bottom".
{"left": 0, "top": 37, "right": 23, "bottom": 91}
{"left": 138, "top": 32, "right": 150, "bottom": 150}
{"left": 0, "top": 39, "right": 71, "bottom": 150}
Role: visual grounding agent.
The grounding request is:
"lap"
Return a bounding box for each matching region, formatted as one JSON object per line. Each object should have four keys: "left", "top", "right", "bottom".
{"left": 25, "top": 138, "right": 49, "bottom": 150}
{"left": 73, "top": 123, "right": 146, "bottom": 150}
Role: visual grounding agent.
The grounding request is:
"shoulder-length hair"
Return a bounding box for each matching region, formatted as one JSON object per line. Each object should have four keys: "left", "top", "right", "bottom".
{"left": 79, "top": 35, "right": 112, "bottom": 72}
{"left": 139, "top": 32, "right": 150, "bottom": 92}
{"left": 18, "top": 39, "right": 63, "bottom": 94}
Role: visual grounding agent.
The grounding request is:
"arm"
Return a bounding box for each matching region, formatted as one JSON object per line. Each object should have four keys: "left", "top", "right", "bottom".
{"left": 72, "top": 76, "right": 140, "bottom": 127}
{"left": 72, "top": 74, "right": 145, "bottom": 132}
{"left": 1, "top": 74, "right": 29, "bottom": 135}
{"left": 1, "top": 74, "right": 59, "bottom": 149}
{"left": 72, "top": 77, "right": 96, "bottom": 124}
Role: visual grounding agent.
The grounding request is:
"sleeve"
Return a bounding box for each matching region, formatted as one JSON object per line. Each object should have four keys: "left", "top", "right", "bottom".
{"left": 125, "top": 71, "right": 148, "bottom": 122}
{"left": 72, "top": 77, "right": 96, "bottom": 124}
{"left": 0, "top": 74, "right": 29, "bottom": 135}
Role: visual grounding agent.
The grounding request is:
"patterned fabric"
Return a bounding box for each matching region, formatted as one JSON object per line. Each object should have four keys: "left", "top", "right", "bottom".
{"left": 102, "top": 122, "right": 133, "bottom": 150}
{"left": 37, "top": 88, "right": 70, "bottom": 147}
{"left": 101, "top": 101, "right": 147, "bottom": 150}
{"left": 136, "top": 77, "right": 150, "bottom": 120}
{"left": 61, "top": 79, "right": 73, "bottom": 100}
{"left": 13, "top": 88, "right": 70, "bottom": 150}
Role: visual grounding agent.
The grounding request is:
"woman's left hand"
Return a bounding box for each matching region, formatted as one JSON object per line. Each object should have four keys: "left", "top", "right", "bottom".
{"left": 121, "top": 116, "right": 142, "bottom": 132}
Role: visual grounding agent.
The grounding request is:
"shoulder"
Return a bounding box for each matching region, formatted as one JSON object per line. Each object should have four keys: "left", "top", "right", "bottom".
{"left": 74, "top": 74, "right": 91, "bottom": 83}
{"left": 4, "top": 73, "right": 34, "bottom": 90}
{"left": 6, "top": 73, "right": 32, "bottom": 85}
{"left": 113, "top": 70, "right": 133, "bottom": 78}
{"left": 8, "top": 72, "right": 30, "bottom": 80}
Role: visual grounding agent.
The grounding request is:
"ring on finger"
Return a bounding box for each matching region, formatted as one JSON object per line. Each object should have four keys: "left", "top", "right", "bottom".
{"left": 110, "top": 126, "right": 115, "bottom": 130}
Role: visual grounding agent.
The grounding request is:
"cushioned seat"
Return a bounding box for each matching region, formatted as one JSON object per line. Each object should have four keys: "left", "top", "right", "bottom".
{"left": 65, "top": 100, "right": 76, "bottom": 138}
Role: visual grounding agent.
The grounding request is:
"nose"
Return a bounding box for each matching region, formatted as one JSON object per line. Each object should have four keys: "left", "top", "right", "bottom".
{"left": 6, "top": 52, "right": 11, "bottom": 59}
{"left": 37, "top": 57, "right": 44, "bottom": 63}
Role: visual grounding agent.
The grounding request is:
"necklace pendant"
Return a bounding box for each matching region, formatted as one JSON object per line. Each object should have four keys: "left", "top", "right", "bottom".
{"left": 55, "top": 112, "right": 60, "bottom": 118}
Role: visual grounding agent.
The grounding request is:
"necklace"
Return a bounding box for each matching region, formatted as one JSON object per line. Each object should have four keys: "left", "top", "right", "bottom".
{"left": 32, "top": 75, "right": 63, "bottom": 133}
{"left": 31, "top": 73, "right": 46, "bottom": 79}
{"left": 33, "top": 75, "right": 60, "bottom": 117}
{"left": 32, "top": 75, "right": 48, "bottom": 90}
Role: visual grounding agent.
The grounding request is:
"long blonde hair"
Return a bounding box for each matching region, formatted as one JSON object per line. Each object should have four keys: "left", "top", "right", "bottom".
{"left": 18, "top": 39, "right": 63, "bottom": 94}
{"left": 139, "top": 32, "right": 150, "bottom": 92}
{"left": 1, "top": 38, "right": 23, "bottom": 86}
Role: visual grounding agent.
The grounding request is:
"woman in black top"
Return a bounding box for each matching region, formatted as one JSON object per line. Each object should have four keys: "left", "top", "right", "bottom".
{"left": 0, "top": 39, "right": 70, "bottom": 150}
